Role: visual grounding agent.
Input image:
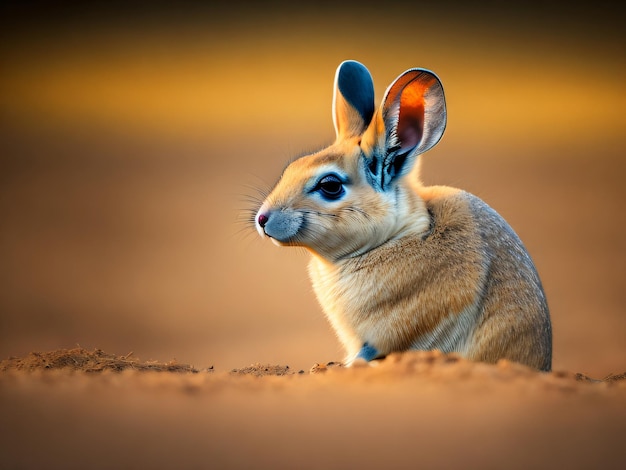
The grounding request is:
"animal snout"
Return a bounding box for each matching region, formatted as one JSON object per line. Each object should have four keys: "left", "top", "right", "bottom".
{"left": 255, "top": 209, "right": 303, "bottom": 242}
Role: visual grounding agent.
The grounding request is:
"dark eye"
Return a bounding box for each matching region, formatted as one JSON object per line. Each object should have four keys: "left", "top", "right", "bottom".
{"left": 316, "top": 174, "right": 344, "bottom": 200}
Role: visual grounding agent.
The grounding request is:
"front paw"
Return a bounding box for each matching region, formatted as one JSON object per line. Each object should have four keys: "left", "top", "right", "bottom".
{"left": 354, "top": 342, "right": 381, "bottom": 362}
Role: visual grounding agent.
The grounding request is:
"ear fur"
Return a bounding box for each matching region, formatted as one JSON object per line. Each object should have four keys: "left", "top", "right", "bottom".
{"left": 332, "top": 60, "right": 375, "bottom": 140}
{"left": 363, "top": 68, "right": 447, "bottom": 191}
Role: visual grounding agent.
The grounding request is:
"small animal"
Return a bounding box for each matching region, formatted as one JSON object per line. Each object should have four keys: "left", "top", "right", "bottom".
{"left": 255, "top": 60, "right": 552, "bottom": 371}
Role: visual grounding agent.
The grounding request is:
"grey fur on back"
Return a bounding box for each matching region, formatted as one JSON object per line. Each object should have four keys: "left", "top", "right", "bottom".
{"left": 465, "top": 193, "right": 552, "bottom": 370}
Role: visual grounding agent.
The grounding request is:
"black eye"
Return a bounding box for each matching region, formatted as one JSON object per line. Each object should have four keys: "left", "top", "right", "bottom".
{"left": 316, "top": 174, "right": 344, "bottom": 200}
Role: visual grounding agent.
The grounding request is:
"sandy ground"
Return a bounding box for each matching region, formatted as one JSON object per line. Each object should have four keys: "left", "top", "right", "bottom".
{"left": 1, "top": 348, "right": 625, "bottom": 469}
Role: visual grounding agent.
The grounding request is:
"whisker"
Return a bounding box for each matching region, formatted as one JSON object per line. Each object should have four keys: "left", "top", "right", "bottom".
{"left": 342, "top": 206, "right": 372, "bottom": 221}
{"left": 235, "top": 177, "right": 273, "bottom": 239}
{"left": 300, "top": 209, "right": 337, "bottom": 219}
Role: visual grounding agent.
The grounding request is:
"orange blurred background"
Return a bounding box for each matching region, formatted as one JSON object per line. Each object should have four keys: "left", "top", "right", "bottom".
{"left": 0, "top": 2, "right": 624, "bottom": 376}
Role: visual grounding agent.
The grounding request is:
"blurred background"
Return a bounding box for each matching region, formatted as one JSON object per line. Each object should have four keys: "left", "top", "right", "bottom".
{"left": 0, "top": 1, "right": 623, "bottom": 376}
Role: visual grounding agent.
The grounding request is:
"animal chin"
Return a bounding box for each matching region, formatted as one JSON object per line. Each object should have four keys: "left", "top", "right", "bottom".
{"left": 263, "top": 229, "right": 301, "bottom": 247}
{"left": 270, "top": 237, "right": 289, "bottom": 247}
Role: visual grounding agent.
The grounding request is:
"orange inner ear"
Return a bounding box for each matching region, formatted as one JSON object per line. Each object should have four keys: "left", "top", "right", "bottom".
{"left": 396, "top": 82, "right": 427, "bottom": 150}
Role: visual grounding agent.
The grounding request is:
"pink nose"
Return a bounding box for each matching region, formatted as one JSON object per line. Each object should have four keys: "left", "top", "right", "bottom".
{"left": 258, "top": 213, "right": 269, "bottom": 228}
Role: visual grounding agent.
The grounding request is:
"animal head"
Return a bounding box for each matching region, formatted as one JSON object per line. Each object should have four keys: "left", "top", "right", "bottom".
{"left": 256, "top": 60, "right": 446, "bottom": 261}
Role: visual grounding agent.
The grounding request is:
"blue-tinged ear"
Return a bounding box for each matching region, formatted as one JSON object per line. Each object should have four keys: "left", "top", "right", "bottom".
{"left": 365, "top": 68, "right": 446, "bottom": 191}
{"left": 332, "top": 60, "right": 375, "bottom": 140}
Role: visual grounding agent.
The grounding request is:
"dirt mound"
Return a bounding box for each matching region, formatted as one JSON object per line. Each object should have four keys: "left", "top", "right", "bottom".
{"left": 1, "top": 348, "right": 624, "bottom": 385}
{"left": 0, "top": 347, "right": 201, "bottom": 373}
{"left": 229, "top": 363, "right": 298, "bottom": 376}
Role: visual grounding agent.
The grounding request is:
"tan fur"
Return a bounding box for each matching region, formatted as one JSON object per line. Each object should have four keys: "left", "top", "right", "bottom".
{"left": 256, "top": 61, "right": 552, "bottom": 370}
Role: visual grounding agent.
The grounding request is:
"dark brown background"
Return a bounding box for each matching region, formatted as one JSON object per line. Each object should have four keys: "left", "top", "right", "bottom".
{"left": 1, "top": 1, "right": 624, "bottom": 376}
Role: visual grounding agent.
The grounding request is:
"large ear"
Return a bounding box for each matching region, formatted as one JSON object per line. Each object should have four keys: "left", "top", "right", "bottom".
{"left": 364, "top": 68, "right": 446, "bottom": 191}
{"left": 332, "top": 60, "right": 375, "bottom": 140}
